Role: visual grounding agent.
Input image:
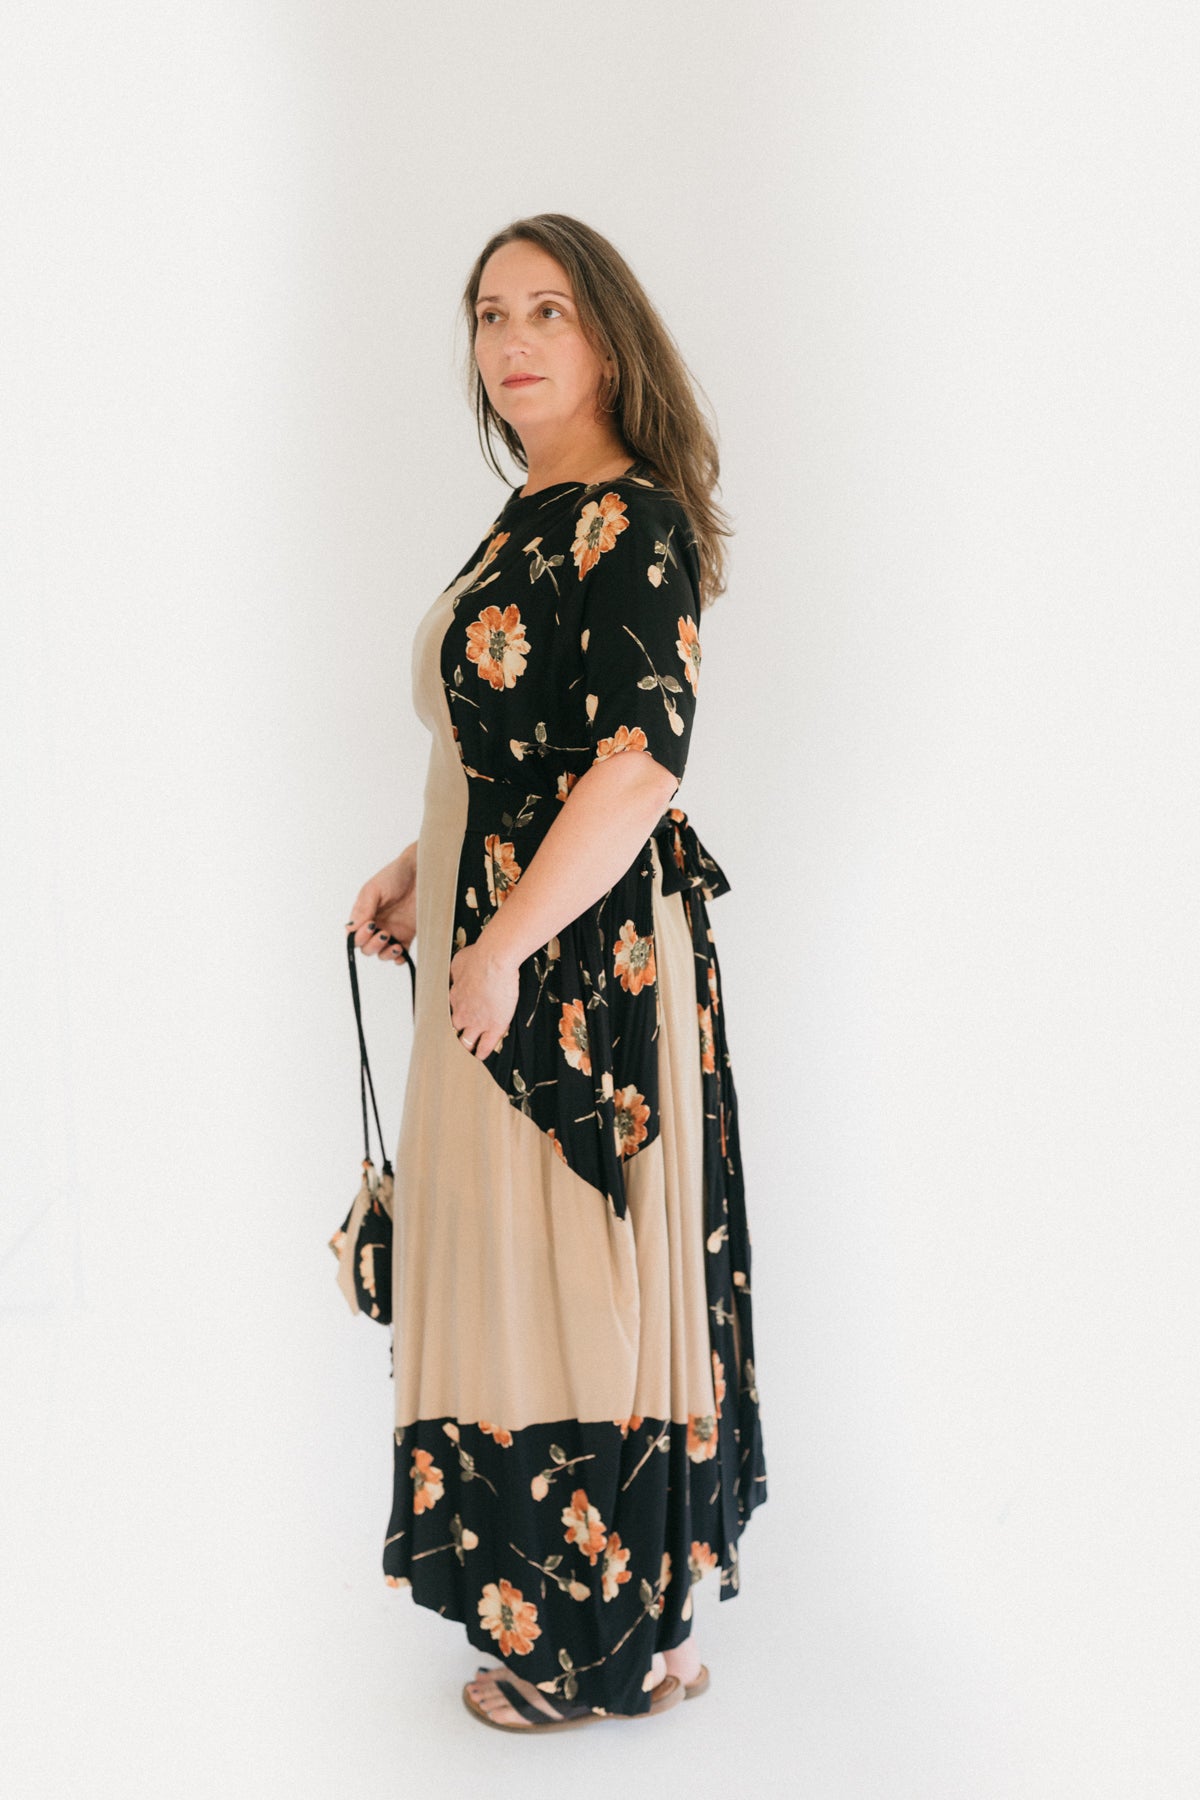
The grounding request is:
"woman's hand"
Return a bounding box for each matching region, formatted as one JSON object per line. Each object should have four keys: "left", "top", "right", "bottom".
{"left": 448, "top": 937, "right": 520, "bottom": 1060}
{"left": 347, "top": 842, "right": 417, "bottom": 963}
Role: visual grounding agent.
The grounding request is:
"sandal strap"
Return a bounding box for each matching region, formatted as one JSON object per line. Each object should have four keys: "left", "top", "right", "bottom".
{"left": 492, "top": 1676, "right": 592, "bottom": 1726}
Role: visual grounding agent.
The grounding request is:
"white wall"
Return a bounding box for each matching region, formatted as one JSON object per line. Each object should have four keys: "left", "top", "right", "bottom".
{"left": 3, "top": 4, "right": 1196, "bottom": 1796}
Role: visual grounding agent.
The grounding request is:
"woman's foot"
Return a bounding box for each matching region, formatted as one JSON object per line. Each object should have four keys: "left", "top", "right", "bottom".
{"left": 465, "top": 1664, "right": 569, "bottom": 1726}
{"left": 466, "top": 1651, "right": 673, "bottom": 1726}
{"left": 662, "top": 1637, "right": 703, "bottom": 1685}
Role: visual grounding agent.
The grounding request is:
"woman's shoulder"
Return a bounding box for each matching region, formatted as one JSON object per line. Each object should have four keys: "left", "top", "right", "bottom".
{"left": 577, "top": 467, "right": 692, "bottom": 549}
{"left": 577, "top": 468, "right": 697, "bottom": 590}
{"left": 599, "top": 464, "right": 689, "bottom": 521}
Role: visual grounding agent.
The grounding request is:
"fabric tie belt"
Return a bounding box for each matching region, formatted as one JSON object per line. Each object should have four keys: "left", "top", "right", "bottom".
{"left": 463, "top": 776, "right": 731, "bottom": 904}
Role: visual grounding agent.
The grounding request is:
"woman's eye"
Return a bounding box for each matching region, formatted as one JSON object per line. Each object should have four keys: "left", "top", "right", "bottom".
{"left": 474, "top": 304, "right": 564, "bottom": 325}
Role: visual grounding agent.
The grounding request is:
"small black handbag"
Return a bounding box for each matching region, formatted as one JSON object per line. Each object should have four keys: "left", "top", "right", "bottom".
{"left": 328, "top": 929, "right": 416, "bottom": 1325}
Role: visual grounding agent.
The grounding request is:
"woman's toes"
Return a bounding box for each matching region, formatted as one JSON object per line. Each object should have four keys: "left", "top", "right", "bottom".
{"left": 663, "top": 1646, "right": 702, "bottom": 1684}
{"left": 642, "top": 1651, "right": 667, "bottom": 1691}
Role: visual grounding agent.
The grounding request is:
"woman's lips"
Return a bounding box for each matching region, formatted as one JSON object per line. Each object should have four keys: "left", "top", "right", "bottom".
{"left": 502, "top": 375, "right": 544, "bottom": 386}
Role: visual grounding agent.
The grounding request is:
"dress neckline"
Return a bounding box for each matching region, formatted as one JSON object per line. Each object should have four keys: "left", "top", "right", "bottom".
{"left": 502, "top": 455, "right": 651, "bottom": 514}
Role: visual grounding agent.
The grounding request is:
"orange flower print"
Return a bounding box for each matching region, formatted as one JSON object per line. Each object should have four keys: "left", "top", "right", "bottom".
{"left": 612, "top": 1415, "right": 644, "bottom": 1437}
{"left": 483, "top": 835, "right": 522, "bottom": 909}
{"left": 707, "top": 959, "right": 719, "bottom": 1013}
{"left": 410, "top": 1447, "right": 445, "bottom": 1513}
{"left": 676, "top": 614, "right": 701, "bottom": 696}
{"left": 686, "top": 1411, "right": 718, "bottom": 1462}
{"left": 571, "top": 491, "right": 629, "bottom": 577}
{"left": 712, "top": 1351, "right": 726, "bottom": 1417}
{"left": 465, "top": 602, "right": 530, "bottom": 690}
{"left": 561, "top": 1488, "right": 608, "bottom": 1565}
{"left": 478, "top": 1577, "right": 541, "bottom": 1657}
{"left": 594, "top": 723, "right": 649, "bottom": 761}
{"left": 558, "top": 998, "right": 591, "bottom": 1075}
{"left": 613, "top": 1084, "right": 650, "bottom": 1159}
{"left": 613, "top": 921, "right": 656, "bottom": 995}
{"left": 600, "top": 1531, "right": 632, "bottom": 1601}
{"left": 698, "top": 1003, "right": 716, "bottom": 1074}
{"left": 688, "top": 1540, "right": 719, "bottom": 1582}
{"left": 479, "top": 529, "right": 510, "bottom": 570}
{"left": 556, "top": 770, "right": 579, "bottom": 802}
{"left": 478, "top": 1421, "right": 514, "bottom": 1447}
{"left": 544, "top": 1126, "right": 568, "bottom": 1163}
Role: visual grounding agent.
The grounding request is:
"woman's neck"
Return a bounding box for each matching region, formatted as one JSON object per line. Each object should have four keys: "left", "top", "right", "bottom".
{"left": 517, "top": 434, "right": 635, "bottom": 498}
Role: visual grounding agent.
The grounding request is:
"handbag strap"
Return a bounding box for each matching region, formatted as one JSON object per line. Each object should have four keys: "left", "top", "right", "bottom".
{"left": 346, "top": 929, "right": 416, "bottom": 1179}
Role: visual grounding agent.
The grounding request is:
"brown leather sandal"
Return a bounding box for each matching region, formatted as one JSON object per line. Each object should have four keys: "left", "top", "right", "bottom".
{"left": 683, "top": 1662, "right": 711, "bottom": 1698}
{"left": 462, "top": 1664, "right": 684, "bottom": 1732}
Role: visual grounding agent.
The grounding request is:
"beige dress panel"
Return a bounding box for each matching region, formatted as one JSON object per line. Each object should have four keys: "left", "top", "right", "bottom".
{"left": 392, "top": 571, "right": 718, "bottom": 1435}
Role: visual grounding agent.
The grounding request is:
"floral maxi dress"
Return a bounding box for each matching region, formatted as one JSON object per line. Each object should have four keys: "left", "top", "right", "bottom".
{"left": 383, "top": 456, "right": 767, "bottom": 1716}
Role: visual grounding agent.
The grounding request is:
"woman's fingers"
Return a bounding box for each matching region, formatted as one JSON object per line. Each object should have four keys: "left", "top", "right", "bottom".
{"left": 349, "top": 915, "right": 408, "bottom": 960}
{"left": 355, "top": 919, "right": 388, "bottom": 956}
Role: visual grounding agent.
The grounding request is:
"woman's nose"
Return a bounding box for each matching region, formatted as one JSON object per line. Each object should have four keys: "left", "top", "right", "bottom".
{"left": 496, "top": 318, "right": 535, "bottom": 355}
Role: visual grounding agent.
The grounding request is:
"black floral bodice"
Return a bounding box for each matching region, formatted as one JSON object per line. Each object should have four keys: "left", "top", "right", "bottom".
{"left": 436, "top": 457, "right": 731, "bottom": 1219}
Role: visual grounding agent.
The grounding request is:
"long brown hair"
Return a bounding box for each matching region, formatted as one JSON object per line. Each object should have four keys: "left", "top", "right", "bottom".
{"left": 459, "top": 213, "right": 732, "bottom": 611}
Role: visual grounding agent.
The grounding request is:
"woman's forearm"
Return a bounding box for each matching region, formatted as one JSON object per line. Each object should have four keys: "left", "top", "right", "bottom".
{"left": 475, "top": 754, "right": 679, "bottom": 970}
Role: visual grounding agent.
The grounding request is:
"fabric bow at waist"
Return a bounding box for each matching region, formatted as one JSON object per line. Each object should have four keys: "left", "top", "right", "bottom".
{"left": 651, "top": 807, "right": 731, "bottom": 902}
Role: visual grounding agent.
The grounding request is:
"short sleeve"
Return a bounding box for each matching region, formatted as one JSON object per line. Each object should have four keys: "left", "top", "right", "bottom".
{"left": 578, "top": 487, "right": 702, "bottom": 787}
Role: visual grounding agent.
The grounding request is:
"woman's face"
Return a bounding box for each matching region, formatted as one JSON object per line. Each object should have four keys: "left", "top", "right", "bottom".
{"left": 473, "top": 239, "right": 613, "bottom": 445}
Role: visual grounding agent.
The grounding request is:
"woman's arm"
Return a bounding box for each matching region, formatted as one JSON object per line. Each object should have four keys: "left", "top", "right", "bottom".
{"left": 479, "top": 753, "right": 679, "bottom": 969}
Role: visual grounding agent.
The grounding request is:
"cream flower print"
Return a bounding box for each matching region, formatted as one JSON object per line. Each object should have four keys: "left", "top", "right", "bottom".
{"left": 600, "top": 1531, "right": 632, "bottom": 1601}
{"left": 523, "top": 534, "right": 565, "bottom": 592}
{"left": 571, "top": 491, "right": 630, "bottom": 577}
{"left": 561, "top": 1487, "right": 608, "bottom": 1565}
{"left": 530, "top": 1444, "right": 601, "bottom": 1504}
{"left": 712, "top": 1351, "right": 727, "bottom": 1417}
{"left": 450, "top": 1514, "right": 479, "bottom": 1564}
{"left": 645, "top": 521, "right": 678, "bottom": 588}
{"left": 613, "top": 921, "right": 656, "bottom": 995}
{"left": 465, "top": 601, "right": 530, "bottom": 690}
{"left": 358, "top": 1240, "right": 380, "bottom": 1301}
{"left": 410, "top": 1447, "right": 444, "bottom": 1514}
{"left": 478, "top": 1577, "right": 541, "bottom": 1656}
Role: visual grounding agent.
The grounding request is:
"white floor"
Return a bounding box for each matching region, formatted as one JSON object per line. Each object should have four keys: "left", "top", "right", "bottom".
{"left": 6, "top": 1276, "right": 1190, "bottom": 1800}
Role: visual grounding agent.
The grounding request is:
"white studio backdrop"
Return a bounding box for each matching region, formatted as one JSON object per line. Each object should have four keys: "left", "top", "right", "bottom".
{"left": 2, "top": 4, "right": 1197, "bottom": 1797}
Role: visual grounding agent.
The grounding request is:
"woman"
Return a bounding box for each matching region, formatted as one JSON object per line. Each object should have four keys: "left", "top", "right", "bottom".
{"left": 346, "top": 214, "right": 767, "bottom": 1731}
